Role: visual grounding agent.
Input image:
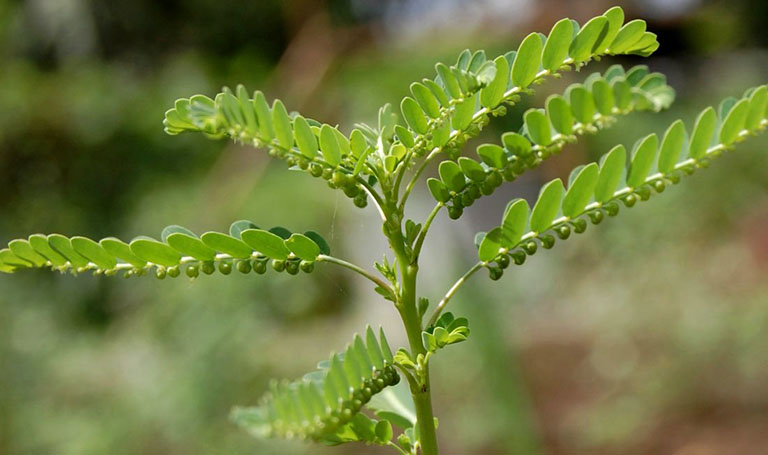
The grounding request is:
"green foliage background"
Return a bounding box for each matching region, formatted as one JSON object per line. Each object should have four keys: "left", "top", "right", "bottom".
{"left": 1, "top": 0, "right": 767, "bottom": 453}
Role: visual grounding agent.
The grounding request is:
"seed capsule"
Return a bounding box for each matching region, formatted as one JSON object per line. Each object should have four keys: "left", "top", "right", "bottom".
{"left": 236, "top": 260, "right": 252, "bottom": 274}
{"left": 461, "top": 192, "right": 474, "bottom": 207}
{"left": 556, "top": 224, "right": 571, "bottom": 240}
{"left": 167, "top": 265, "right": 180, "bottom": 278}
{"left": 522, "top": 241, "right": 537, "bottom": 255}
{"left": 588, "top": 210, "right": 604, "bottom": 224}
{"left": 668, "top": 173, "right": 682, "bottom": 184}
{"left": 570, "top": 218, "right": 587, "bottom": 233}
{"left": 510, "top": 250, "right": 526, "bottom": 265}
{"left": 201, "top": 261, "right": 216, "bottom": 275}
{"left": 448, "top": 205, "right": 463, "bottom": 220}
{"left": 604, "top": 202, "right": 620, "bottom": 217}
{"left": 218, "top": 261, "right": 233, "bottom": 275}
{"left": 322, "top": 168, "right": 333, "bottom": 180}
{"left": 623, "top": 194, "right": 638, "bottom": 207}
{"left": 156, "top": 268, "right": 167, "bottom": 279}
{"left": 253, "top": 259, "right": 267, "bottom": 274}
{"left": 300, "top": 261, "right": 314, "bottom": 273}
{"left": 285, "top": 260, "right": 300, "bottom": 275}
{"left": 272, "top": 259, "right": 286, "bottom": 272}
{"left": 653, "top": 180, "right": 666, "bottom": 193}
{"left": 488, "top": 266, "right": 503, "bottom": 280}
{"left": 496, "top": 254, "right": 510, "bottom": 269}
{"left": 186, "top": 265, "right": 200, "bottom": 278}
{"left": 636, "top": 186, "right": 651, "bottom": 201}
{"left": 539, "top": 234, "right": 555, "bottom": 249}
{"left": 310, "top": 163, "right": 323, "bottom": 177}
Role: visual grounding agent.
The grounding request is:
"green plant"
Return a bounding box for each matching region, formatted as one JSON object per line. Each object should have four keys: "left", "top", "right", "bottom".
{"left": 1, "top": 6, "right": 766, "bottom": 454}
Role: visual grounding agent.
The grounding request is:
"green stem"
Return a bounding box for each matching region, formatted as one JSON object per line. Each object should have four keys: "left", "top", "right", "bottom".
{"left": 386, "top": 221, "right": 439, "bottom": 455}
{"left": 317, "top": 255, "right": 394, "bottom": 296}
{"left": 427, "top": 262, "right": 484, "bottom": 327}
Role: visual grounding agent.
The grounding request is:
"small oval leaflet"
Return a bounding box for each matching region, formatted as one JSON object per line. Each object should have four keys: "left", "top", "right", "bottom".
{"left": 130, "top": 237, "right": 182, "bottom": 267}
{"left": 530, "top": 178, "right": 565, "bottom": 233}
{"left": 200, "top": 232, "right": 253, "bottom": 258}
{"left": 71, "top": 236, "right": 117, "bottom": 270}
{"left": 285, "top": 233, "right": 321, "bottom": 261}
{"left": 241, "top": 229, "right": 290, "bottom": 260}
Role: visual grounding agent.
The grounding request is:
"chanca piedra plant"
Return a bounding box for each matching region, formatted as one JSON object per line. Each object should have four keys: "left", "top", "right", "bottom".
{"left": 2, "top": 7, "right": 767, "bottom": 454}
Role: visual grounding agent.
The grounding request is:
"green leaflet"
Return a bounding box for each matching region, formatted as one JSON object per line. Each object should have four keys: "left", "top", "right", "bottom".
{"left": 49, "top": 235, "right": 91, "bottom": 268}
{"left": 480, "top": 56, "right": 509, "bottom": 108}
{"left": 546, "top": 95, "right": 573, "bottom": 135}
{"left": 476, "top": 144, "right": 507, "bottom": 169}
{"left": 569, "top": 16, "right": 608, "bottom": 62}
{"left": 627, "top": 134, "right": 659, "bottom": 188}
{"left": 241, "top": 229, "right": 291, "bottom": 260}
{"left": 478, "top": 227, "right": 504, "bottom": 262}
{"left": 401, "top": 97, "right": 429, "bottom": 134}
{"left": 511, "top": 32, "right": 543, "bottom": 89}
{"left": 530, "top": 179, "right": 564, "bottom": 233}
{"left": 285, "top": 233, "right": 321, "bottom": 261}
{"left": 130, "top": 237, "right": 182, "bottom": 267}
{"left": 524, "top": 109, "right": 552, "bottom": 146}
{"left": 609, "top": 19, "right": 647, "bottom": 54}
{"left": 232, "top": 327, "right": 400, "bottom": 444}
{"left": 719, "top": 98, "right": 750, "bottom": 145}
{"left": 71, "top": 237, "right": 117, "bottom": 270}
{"left": 501, "top": 199, "right": 529, "bottom": 248}
{"left": 28, "top": 234, "right": 67, "bottom": 267}
{"left": 657, "top": 120, "right": 687, "bottom": 174}
{"left": 319, "top": 124, "right": 342, "bottom": 166}
{"left": 293, "top": 115, "right": 319, "bottom": 159}
{"left": 594, "top": 145, "right": 627, "bottom": 203}
{"left": 561, "top": 163, "right": 599, "bottom": 218}
{"left": 410, "top": 82, "right": 441, "bottom": 118}
{"left": 438, "top": 160, "right": 467, "bottom": 192}
{"left": 569, "top": 85, "right": 596, "bottom": 124}
{"left": 272, "top": 100, "right": 294, "bottom": 150}
{"left": 542, "top": 18, "right": 573, "bottom": 72}
{"left": 253, "top": 91, "right": 275, "bottom": 141}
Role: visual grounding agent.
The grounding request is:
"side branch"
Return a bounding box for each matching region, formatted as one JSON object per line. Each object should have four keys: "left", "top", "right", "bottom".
{"left": 427, "top": 261, "right": 484, "bottom": 326}
{"left": 317, "top": 254, "right": 394, "bottom": 295}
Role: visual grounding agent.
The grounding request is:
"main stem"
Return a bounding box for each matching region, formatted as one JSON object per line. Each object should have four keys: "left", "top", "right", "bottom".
{"left": 386, "top": 215, "right": 439, "bottom": 455}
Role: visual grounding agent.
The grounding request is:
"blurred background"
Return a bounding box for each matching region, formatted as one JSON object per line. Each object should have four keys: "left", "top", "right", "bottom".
{"left": 1, "top": 0, "right": 767, "bottom": 453}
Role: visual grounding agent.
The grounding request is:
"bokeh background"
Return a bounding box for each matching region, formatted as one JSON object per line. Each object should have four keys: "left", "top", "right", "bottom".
{"left": 1, "top": 0, "right": 767, "bottom": 453}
